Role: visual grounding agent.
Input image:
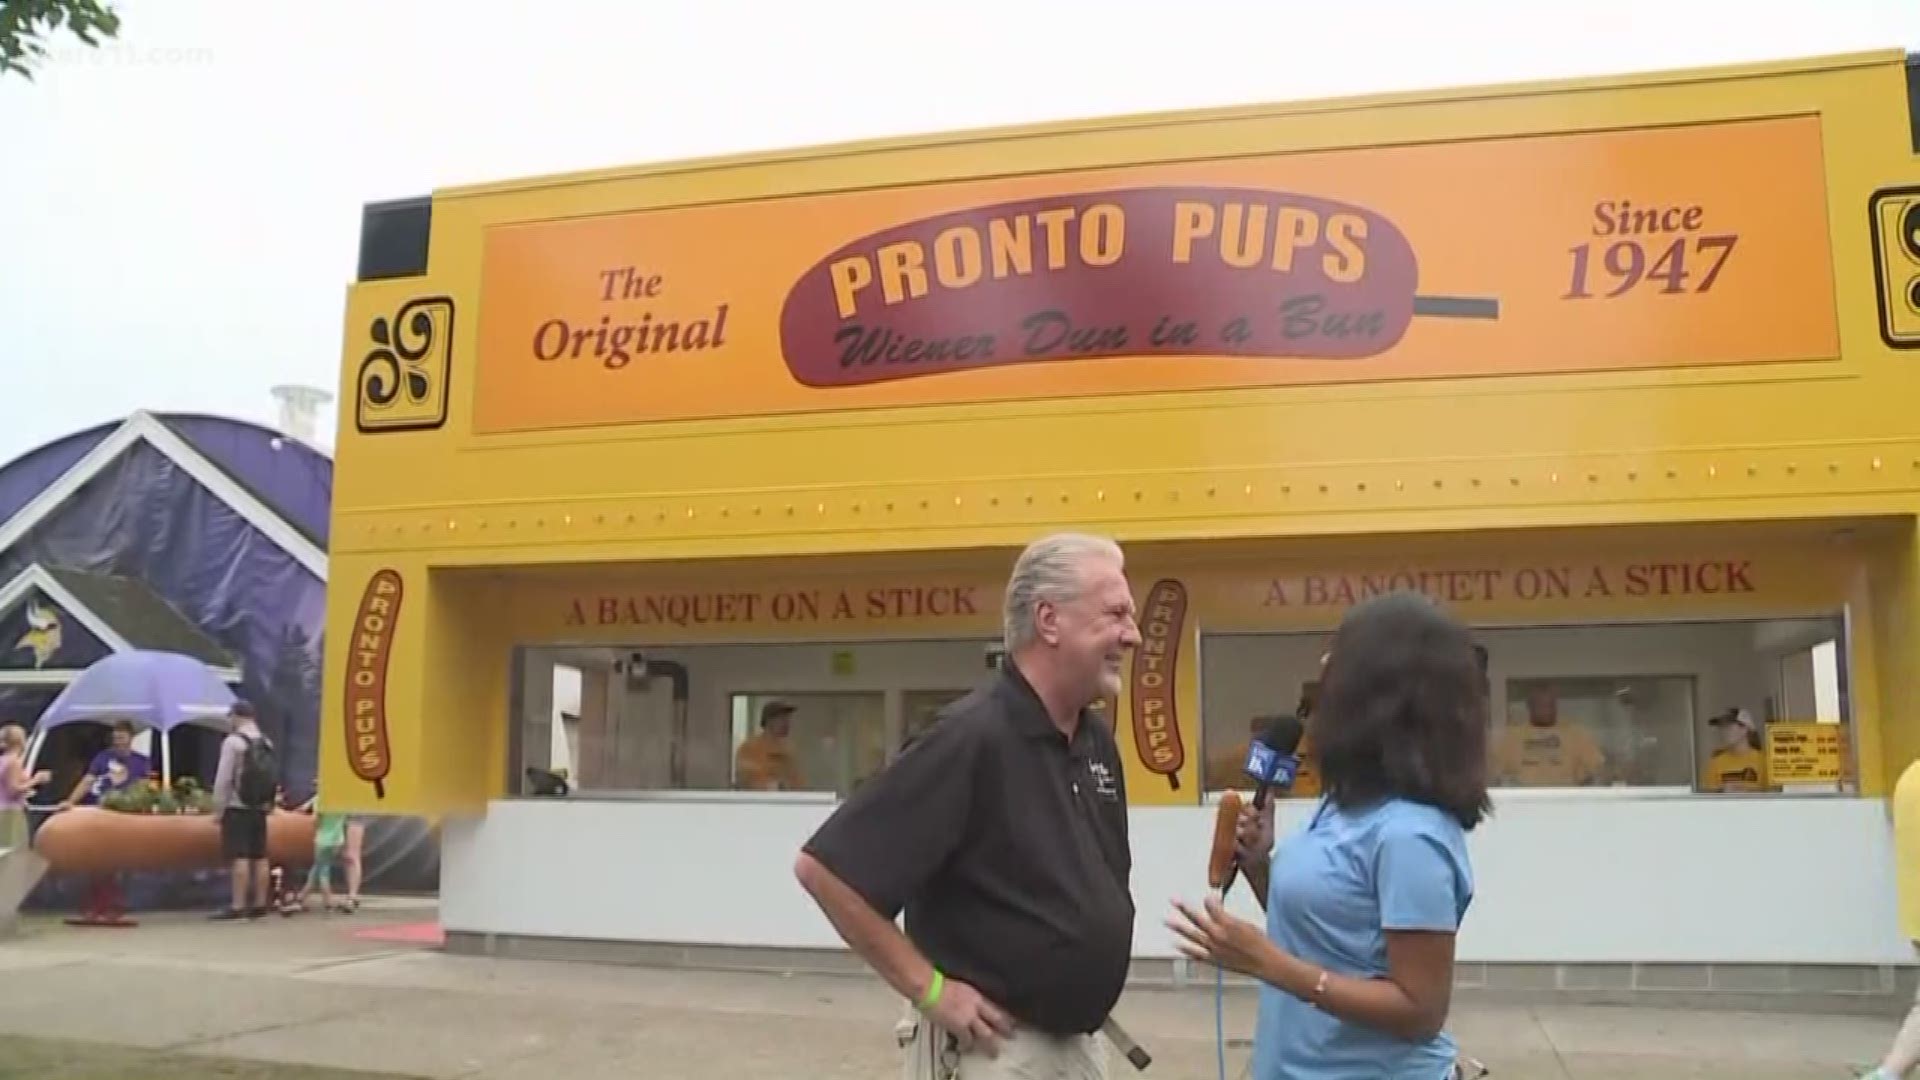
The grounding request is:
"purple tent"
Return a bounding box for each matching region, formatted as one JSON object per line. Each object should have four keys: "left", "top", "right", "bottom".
{"left": 0, "top": 412, "right": 437, "bottom": 894}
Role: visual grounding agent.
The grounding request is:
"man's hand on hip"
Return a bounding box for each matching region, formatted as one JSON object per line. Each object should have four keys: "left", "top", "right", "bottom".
{"left": 927, "top": 977, "right": 1014, "bottom": 1058}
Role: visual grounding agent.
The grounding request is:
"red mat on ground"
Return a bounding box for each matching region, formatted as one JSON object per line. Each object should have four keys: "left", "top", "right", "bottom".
{"left": 350, "top": 920, "right": 444, "bottom": 946}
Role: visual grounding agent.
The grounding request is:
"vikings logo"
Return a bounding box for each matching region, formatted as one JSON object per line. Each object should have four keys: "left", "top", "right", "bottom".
{"left": 12, "top": 600, "right": 59, "bottom": 669}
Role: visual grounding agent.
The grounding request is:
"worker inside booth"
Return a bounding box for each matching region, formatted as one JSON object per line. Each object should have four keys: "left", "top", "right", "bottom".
{"left": 1490, "top": 684, "right": 1611, "bottom": 788}
{"left": 732, "top": 700, "right": 803, "bottom": 792}
{"left": 1700, "top": 707, "right": 1770, "bottom": 793}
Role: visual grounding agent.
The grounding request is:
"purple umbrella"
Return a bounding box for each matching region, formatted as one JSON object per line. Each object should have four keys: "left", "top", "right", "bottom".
{"left": 35, "top": 649, "right": 238, "bottom": 734}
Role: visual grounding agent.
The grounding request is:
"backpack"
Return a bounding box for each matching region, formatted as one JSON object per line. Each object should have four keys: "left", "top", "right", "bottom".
{"left": 235, "top": 733, "right": 279, "bottom": 809}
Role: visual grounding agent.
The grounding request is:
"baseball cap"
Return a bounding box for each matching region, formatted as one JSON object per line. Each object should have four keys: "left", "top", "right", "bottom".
{"left": 1708, "top": 708, "right": 1756, "bottom": 731}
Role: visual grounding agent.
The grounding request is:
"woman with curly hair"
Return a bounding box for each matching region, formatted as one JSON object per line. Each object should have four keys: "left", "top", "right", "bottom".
{"left": 1168, "top": 591, "right": 1491, "bottom": 1079}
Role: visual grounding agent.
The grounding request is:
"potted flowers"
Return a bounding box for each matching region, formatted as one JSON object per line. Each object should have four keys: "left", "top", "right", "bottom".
{"left": 98, "top": 777, "right": 214, "bottom": 815}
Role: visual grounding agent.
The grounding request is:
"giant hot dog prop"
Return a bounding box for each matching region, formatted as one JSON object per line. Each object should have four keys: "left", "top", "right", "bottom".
{"left": 1130, "top": 578, "right": 1189, "bottom": 791}
{"left": 34, "top": 808, "right": 315, "bottom": 875}
{"left": 345, "top": 569, "right": 402, "bottom": 799}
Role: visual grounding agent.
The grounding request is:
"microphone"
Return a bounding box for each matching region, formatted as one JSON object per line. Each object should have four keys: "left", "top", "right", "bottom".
{"left": 1243, "top": 714, "right": 1305, "bottom": 811}
{"left": 1213, "top": 714, "right": 1306, "bottom": 897}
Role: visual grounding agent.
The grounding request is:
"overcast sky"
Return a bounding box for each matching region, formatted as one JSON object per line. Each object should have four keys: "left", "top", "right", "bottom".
{"left": 0, "top": 0, "right": 1913, "bottom": 465}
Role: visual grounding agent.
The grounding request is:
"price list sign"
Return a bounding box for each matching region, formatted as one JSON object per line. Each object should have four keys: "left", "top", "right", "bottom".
{"left": 1765, "top": 722, "right": 1843, "bottom": 784}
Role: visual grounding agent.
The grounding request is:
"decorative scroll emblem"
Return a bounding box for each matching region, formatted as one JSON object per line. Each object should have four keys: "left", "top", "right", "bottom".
{"left": 1870, "top": 185, "right": 1920, "bottom": 350}
{"left": 356, "top": 296, "right": 455, "bottom": 432}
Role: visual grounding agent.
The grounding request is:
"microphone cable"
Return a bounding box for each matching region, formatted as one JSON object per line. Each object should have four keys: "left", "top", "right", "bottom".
{"left": 1214, "top": 956, "right": 1227, "bottom": 1080}
{"left": 1206, "top": 715, "right": 1304, "bottom": 1080}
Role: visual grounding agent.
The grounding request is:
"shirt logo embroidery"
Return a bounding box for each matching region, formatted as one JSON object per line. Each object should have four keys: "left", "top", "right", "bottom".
{"left": 1088, "top": 760, "right": 1119, "bottom": 800}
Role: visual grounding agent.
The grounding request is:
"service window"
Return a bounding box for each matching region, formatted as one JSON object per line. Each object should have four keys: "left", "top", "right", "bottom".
{"left": 510, "top": 639, "right": 992, "bottom": 798}
{"left": 1199, "top": 614, "right": 1853, "bottom": 797}
{"left": 730, "top": 691, "right": 886, "bottom": 796}
{"left": 1495, "top": 674, "right": 1696, "bottom": 787}
{"left": 900, "top": 688, "right": 970, "bottom": 752}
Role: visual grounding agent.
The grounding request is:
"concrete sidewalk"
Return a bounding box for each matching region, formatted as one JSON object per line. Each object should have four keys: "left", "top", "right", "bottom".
{"left": 0, "top": 904, "right": 1899, "bottom": 1079}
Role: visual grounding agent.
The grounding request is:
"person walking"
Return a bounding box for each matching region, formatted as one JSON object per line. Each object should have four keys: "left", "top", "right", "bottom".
{"left": 1858, "top": 755, "right": 1920, "bottom": 1079}
{"left": 1167, "top": 591, "right": 1491, "bottom": 1080}
{"left": 339, "top": 816, "right": 365, "bottom": 913}
{"left": 209, "top": 701, "right": 277, "bottom": 921}
{"left": 283, "top": 784, "right": 349, "bottom": 915}
{"left": 794, "top": 532, "right": 1143, "bottom": 1080}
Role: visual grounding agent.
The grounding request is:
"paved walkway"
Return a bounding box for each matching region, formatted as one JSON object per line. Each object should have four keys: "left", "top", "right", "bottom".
{"left": 0, "top": 902, "right": 1901, "bottom": 1079}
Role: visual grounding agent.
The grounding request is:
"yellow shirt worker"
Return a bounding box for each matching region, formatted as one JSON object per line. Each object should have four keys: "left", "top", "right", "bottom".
{"left": 1490, "top": 688, "right": 1607, "bottom": 787}
{"left": 734, "top": 700, "right": 803, "bottom": 792}
{"left": 1897, "top": 759, "right": 1920, "bottom": 942}
{"left": 1860, "top": 759, "right": 1920, "bottom": 1078}
{"left": 1700, "top": 708, "right": 1768, "bottom": 793}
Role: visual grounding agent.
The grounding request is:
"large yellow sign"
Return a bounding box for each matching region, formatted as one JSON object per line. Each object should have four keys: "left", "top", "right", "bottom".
{"left": 472, "top": 117, "right": 1836, "bottom": 433}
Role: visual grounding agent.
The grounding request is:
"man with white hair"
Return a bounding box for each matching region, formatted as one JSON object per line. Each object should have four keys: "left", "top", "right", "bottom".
{"left": 795, "top": 532, "right": 1142, "bottom": 1079}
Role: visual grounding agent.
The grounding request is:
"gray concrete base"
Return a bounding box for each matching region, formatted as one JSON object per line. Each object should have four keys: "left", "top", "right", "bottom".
{"left": 443, "top": 931, "right": 1919, "bottom": 1018}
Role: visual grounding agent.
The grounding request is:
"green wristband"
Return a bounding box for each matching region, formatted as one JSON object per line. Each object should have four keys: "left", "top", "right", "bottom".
{"left": 918, "top": 969, "right": 945, "bottom": 1011}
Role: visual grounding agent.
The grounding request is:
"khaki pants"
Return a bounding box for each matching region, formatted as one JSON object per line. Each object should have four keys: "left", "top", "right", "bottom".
{"left": 897, "top": 1005, "right": 1108, "bottom": 1080}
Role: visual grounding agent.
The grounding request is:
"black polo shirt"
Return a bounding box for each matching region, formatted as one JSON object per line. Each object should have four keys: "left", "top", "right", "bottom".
{"left": 800, "top": 661, "right": 1134, "bottom": 1035}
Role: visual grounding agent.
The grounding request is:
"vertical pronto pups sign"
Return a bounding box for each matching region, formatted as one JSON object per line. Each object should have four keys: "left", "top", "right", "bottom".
{"left": 472, "top": 116, "right": 1836, "bottom": 433}
{"left": 1130, "top": 579, "right": 1190, "bottom": 790}
{"left": 344, "top": 569, "right": 402, "bottom": 799}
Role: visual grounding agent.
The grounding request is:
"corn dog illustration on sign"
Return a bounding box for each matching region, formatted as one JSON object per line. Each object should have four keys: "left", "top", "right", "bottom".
{"left": 343, "top": 569, "right": 402, "bottom": 799}
{"left": 778, "top": 186, "right": 1496, "bottom": 388}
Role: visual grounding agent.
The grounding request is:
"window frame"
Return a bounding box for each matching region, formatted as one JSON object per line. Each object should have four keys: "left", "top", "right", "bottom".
{"left": 1195, "top": 605, "right": 1860, "bottom": 803}
{"left": 504, "top": 635, "right": 1001, "bottom": 804}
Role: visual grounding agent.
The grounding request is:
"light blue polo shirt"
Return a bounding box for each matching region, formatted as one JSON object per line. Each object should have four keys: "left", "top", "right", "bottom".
{"left": 1252, "top": 796, "right": 1474, "bottom": 1080}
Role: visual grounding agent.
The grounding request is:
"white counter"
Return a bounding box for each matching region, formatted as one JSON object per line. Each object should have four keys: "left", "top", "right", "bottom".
{"left": 440, "top": 790, "right": 1910, "bottom": 966}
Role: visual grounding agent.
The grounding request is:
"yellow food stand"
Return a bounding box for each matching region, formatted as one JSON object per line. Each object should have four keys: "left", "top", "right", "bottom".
{"left": 322, "top": 49, "right": 1920, "bottom": 1004}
